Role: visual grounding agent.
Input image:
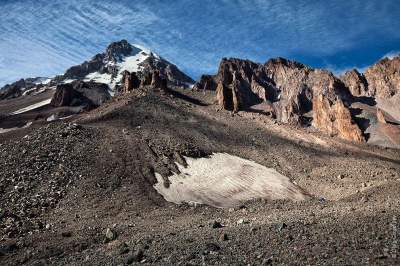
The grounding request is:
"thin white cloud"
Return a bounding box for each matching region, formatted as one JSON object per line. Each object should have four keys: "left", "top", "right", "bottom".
{"left": 0, "top": 0, "right": 399, "bottom": 86}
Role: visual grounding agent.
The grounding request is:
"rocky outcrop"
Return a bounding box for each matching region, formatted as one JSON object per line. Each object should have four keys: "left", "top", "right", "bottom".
{"left": 0, "top": 78, "right": 46, "bottom": 100}
{"left": 376, "top": 108, "right": 387, "bottom": 123}
{"left": 364, "top": 56, "right": 400, "bottom": 98}
{"left": 340, "top": 69, "right": 368, "bottom": 96}
{"left": 312, "top": 95, "right": 365, "bottom": 142}
{"left": 51, "top": 81, "right": 111, "bottom": 110}
{"left": 139, "top": 56, "right": 194, "bottom": 87}
{"left": 122, "top": 71, "right": 140, "bottom": 93}
{"left": 197, "top": 57, "right": 366, "bottom": 141}
{"left": 193, "top": 75, "right": 217, "bottom": 91}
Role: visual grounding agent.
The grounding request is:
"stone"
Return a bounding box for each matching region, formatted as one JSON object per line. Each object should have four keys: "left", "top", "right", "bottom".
{"left": 237, "top": 218, "right": 249, "bottom": 225}
{"left": 211, "top": 221, "right": 223, "bottom": 229}
{"left": 126, "top": 249, "right": 144, "bottom": 264}
{"left": 219, "top": 233, "right": 229, "bottom": 241}
{"left": 105, "top": 228, "right": 117, "bottom": 242}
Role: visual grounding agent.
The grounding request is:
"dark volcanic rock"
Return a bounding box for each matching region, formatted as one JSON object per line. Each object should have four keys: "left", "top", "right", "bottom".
{"left": 0, "top": 78, "right": 45, "bottom": 100}
{"left": 64, "top": 53, "right": 106, "bottom": 80}
{"left": 139, "top": 56, "right": 194, "bottom": 87}
{"left": 51, "top": 81, "right": 111, "bottom": 110}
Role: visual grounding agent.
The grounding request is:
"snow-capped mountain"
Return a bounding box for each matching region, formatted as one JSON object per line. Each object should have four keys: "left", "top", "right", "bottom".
{"left": 0, "top": 40, "right": 194, "bottom": 99}
{"left": 55, "top": 40, "right": 194, "bottom": 93}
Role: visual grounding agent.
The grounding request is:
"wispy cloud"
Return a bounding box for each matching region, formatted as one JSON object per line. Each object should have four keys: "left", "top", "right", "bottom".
{"left": 0, "top": 0, "right": 399, "bottom": 86}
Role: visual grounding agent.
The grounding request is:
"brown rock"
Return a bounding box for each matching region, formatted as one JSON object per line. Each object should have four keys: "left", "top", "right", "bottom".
{"left": 151, "top": 70, "right": 162, "bottom": 88}
{"left": 312, "top": 95, "right": 365, "bottom": 142}
{"left": 193, "top": 75, "right": 217, "bottom": 91}
{"left": 122, "top": 71, "right": 140, "bottom": 93}
{"left": 376, "top": 108, "right": 387, "bottom": 123}
{"left": 364, "top": 55, "right": 400, "bottom": 98}
{"left": 341, "top": 69, "right": 368, "bottom": 96}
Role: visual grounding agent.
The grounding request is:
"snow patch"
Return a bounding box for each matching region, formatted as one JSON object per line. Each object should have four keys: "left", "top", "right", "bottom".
{"left": 154, "top": 153, "right": 308, "bottom": 208}
{"left": 11, "top": 98, "right": 52, "bottom": 115}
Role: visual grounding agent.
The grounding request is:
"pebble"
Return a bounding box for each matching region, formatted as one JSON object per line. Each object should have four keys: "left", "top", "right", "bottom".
{"left": 237, "top": 218, "right": 249, "bottom": 225}
{"left": 211, "top": 221, "right": 223, "bottom": 229}
{"left": 105, "top": 228, "right": 117, "bottom": 242}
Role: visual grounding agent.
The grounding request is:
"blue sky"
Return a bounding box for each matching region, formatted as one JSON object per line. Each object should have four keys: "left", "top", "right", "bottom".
{"left": 0, "top": 0, "right": 399, "bottom": 86}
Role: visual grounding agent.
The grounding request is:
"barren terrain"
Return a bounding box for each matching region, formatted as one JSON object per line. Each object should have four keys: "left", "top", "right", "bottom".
{"left": 1, "top": 87, "right": 399, "bottom": 265}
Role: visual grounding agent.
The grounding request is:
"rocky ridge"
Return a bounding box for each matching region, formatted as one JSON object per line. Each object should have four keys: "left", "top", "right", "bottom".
{"left": 194, "top": 55, "right": 400, "bottom": 144}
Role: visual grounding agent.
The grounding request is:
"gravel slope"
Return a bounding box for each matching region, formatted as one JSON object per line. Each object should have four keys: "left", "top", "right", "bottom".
{"left": 1, "top": 87, "right": 399, "bottom": 265}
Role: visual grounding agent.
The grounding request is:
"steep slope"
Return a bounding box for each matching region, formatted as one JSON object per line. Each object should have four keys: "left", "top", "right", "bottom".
{"left": 1, "top": 85, "right": 399, "bottom": 265}
{"left": 0, "top": 40, "right": 194, "bottom": 134}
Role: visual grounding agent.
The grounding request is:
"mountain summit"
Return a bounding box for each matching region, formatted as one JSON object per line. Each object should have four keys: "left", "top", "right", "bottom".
{"left": 58, "top": 40, "right": 194, "bottom": 92}
{"left": 0, "top": 40, "right": 194, "bottom": 100}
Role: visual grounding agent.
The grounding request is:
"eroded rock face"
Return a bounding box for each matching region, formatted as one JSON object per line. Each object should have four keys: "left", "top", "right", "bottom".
{"left": 312, "top": 95, "right": 364, "bottom": 142}
{"left": 197, "top": 57, "right": 367, "bottom": 142}
{"left": 341, "top": 69, "right": 368, "bottom": 96}
{"left": 376, "top": 108, "right": 387, "bottom": 124}
{"left": 193, "top": 75, "right": 217, "bottom": 91}
{"left": 122, "top": 71, "right": 140, "bottom": 93}
{"left": 364, "top": 56, "right": 400, "bottom": 98}
{"left": 51, "top": 81, "right": 111, "bottom": 110}
{"left": 139, "top": 56, "right": 194, "bottom": 87}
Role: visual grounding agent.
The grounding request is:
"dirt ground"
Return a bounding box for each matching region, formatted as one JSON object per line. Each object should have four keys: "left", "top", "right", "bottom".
{"left": 1, "top": 87, "right": 400, "bottom": 265}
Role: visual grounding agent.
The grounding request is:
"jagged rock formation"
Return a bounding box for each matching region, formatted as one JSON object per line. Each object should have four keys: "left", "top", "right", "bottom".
{"left": 313, "top": 95, "right": 365, "bottom": 142}
{"left": 196, "top": 57, "right": 363, "bottom": 141}
{"left": 364, "top": 56, "right": 400, "bottom": 98}
{"left": 51, "top": 81, "right": 111, "bottom": 110}
{"left": 122, "top": 71, "right": 141, "bottom": 93}
{"left": 192, "top": 75, "right": 217, "bottom": 91}
{"left": 121, "top": 70, "right": 168, "bottom": 94}
{"left": 340, "top": 69, "right": 368, "bottom": 96}
{"left": 0, "top": 78, "right": 47, "bottom": 100}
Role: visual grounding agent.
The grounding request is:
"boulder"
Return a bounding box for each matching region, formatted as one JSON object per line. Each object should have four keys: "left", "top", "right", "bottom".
{"left": 51, "top": 81, "right": 111, "bottom": 110}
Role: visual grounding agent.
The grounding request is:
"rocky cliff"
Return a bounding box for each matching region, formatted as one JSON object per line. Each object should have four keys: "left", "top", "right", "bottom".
{"left": 195, "top": 57, "right": 363, "bottom": 141}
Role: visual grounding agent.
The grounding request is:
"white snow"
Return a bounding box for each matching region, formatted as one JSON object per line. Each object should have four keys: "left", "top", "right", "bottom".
{"left": 22, "top": 86, "right": 48, "bottom": 96}
{"left": 83, "top": 72, "right": 112, "bottom": 85}
{"left": 83, "top": 44, "right": 157, "bottom": 91}
{"left": 33, "top": 77, "right": 51, "bottom": 85}
{"left": 10, "top": 98, "right": 52, "bottom": 115}
{"left": 63, "top": 79, "right": 75, "bottom": 84}
{"left": 154, "top": 153, "right": 309, "bottom": 208}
